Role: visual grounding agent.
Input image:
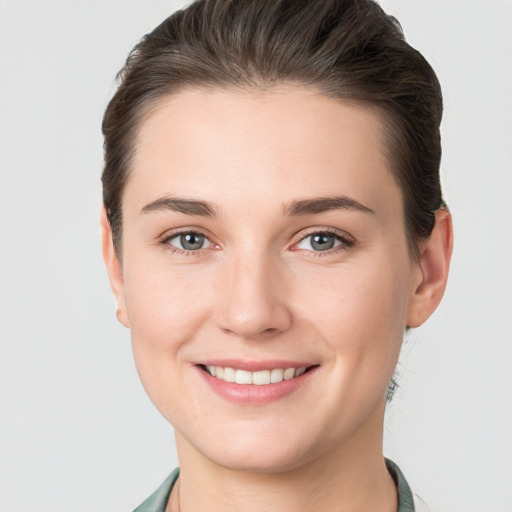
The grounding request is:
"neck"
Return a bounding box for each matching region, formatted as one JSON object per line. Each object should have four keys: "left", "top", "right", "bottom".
{"left": 169, "top": 401, "right": 397, "bottom": 512}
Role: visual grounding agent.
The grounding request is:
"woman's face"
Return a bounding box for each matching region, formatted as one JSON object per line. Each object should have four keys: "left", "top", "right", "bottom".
{"left": 109, "top": 86, "right": 425, "bottom": 472}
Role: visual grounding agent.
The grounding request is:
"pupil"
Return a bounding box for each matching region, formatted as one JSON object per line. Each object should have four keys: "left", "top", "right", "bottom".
{"left": 181, "top": 233, "right": 204, "bottom": 250}
{"left": 311, "top": 234, "right": 334, "bottom": 251}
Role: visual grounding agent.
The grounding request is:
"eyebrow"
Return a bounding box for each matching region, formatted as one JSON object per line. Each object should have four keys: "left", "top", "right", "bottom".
{"left": 140, "top": 194, "right": 374, "bottom": 218}
{"left": 141, "top": 197, "right": 217, "bottom": 217}
{"left": 283, "top": 196, "right": 375, "bottom": 216}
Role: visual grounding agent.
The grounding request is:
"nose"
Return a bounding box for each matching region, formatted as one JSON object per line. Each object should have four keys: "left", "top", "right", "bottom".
{"left": 215, "top": 250, "right": 293, "bottom": 339}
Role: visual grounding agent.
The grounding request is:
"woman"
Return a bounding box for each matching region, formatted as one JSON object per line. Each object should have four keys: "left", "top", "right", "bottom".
{"left": 100, "top": 1, "right": 453, "bottom": 511}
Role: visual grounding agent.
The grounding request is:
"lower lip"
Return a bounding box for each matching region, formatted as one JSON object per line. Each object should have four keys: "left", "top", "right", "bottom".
{"left": 197, "top": 366, "right": 317, "bottom": 404}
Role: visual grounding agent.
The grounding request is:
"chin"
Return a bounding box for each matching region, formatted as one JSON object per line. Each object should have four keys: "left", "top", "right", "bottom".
{"left": 178, "top": 421, "right": 327, "bottom": 475}
{"left": 210, "top": 445, "right": 311, "bottom": 474}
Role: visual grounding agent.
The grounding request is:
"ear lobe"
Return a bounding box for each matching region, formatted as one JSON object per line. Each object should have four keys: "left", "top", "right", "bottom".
{"left": 407, "top": 208, "right": 453, "bottom": 328}
{"left": 100, "top": 207, "right": 130, "bottom": 328}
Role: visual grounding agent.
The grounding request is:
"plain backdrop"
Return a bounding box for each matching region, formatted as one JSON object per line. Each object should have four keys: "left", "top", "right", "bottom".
{"left": 1, "top": 1, "right": 511, "bottom": 511}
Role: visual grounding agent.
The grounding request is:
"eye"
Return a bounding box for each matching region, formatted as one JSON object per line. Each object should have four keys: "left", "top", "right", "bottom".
{"left": 166, "top": 232, "right": 213, "bottom": 251}
{"left": 295, "top": 231, "right": 351, "bottom": 252}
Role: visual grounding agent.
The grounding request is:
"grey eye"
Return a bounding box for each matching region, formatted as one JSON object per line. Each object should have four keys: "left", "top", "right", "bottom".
{"left": 169, "top": 232, "right": 211, "bottom": 251}
{"left": 296, "top": 233, "right": 342, "bottom": 252}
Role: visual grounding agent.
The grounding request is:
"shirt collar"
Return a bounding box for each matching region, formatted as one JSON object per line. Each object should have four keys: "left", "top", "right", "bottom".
{"left": 133, "top": 460, "right": 416, "bottom": 512}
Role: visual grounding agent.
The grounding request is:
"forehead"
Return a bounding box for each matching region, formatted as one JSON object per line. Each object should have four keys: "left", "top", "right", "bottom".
{"left": 125, "top": 86, "right": 402, "bottom": 219}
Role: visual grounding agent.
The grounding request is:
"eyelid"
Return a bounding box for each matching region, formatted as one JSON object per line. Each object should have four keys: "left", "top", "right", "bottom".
{"left": 290, "top": 227, "right": 355, "bottom": 253}
{"left": 159, "top": 226, "right": 211, "bottom": 242}
{"left": 157, "top": 226, "right": 354, "bottom": 255}
{"left": 159, "top": 227, "right": 220, "bottom": 254}
{"left": 169, "top": 232, "right": 213, "bottom": 250}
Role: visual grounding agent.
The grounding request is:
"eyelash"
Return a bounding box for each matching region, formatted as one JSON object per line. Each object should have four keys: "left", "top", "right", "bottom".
{"left": 291, "top": 228, "right": 355, "bottom": 257}
{"left": 159, "top": 228, "right": 215, "bottom": 256}
{"left": 159, "top": 228, "right": 355, "bottom": 257}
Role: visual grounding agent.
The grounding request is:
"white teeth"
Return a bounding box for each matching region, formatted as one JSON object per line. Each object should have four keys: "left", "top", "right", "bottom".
{"left": 295, "top": 366, "right": 306, "bottom": 377}
{"left": 235, "top": 369, "right": 253, "bottom": 385}
{"left": 224, "top": 367, "right": 236, "bottom": 383}
{"left": 283, "top": 368, "right": 295, "bottom": 380}
{"left": 205, "top": 365, "right": 309, "bottom": 385}
{"left": 253, "top": 370, "right": 271, "bottom": 385}
{"left": 270, "top": 368, "right": 284, "bottom": 383}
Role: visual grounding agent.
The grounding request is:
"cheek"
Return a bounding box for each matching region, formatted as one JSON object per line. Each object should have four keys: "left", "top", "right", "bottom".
{"left": 121, "top": 248, "right": 217, "bottom": 373}
{"left": 295, "top": 252, "right": 412, "bottom": 366}
{"left": 121, "top": 258, "right": 217, "bottom": 419}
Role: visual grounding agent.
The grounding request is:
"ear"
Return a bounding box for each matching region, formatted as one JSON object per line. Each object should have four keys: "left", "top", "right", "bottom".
{"left": 407, "top": 208, "right": 453, "bottom": 328}
{"left": 100, "top": 207, "right": 130, "bottom": 328}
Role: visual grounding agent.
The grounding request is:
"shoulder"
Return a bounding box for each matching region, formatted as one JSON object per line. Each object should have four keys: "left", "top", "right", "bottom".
{"left": 132, "top": 468, "right": 179, "bottom": 512}
{"left": 385, "top": 458, "right": 430, "bottom": 512}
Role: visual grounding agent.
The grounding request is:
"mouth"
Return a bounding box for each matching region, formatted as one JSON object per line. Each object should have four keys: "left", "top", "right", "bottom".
{"left": 200, "top": 364, "right": 317, "bottom": 385}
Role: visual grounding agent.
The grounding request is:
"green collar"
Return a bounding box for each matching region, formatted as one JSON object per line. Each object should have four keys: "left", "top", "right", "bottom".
{"left": 133, "top": 459, "right": 415, "bottom": 512}
{"left": 386, "top": 458, "right": 416, "bottom": 512}
{"left": 133, "top": 468, "right": 179, "bottom": 512}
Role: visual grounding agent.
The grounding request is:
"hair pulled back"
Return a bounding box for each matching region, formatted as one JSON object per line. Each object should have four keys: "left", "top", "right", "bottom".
{"left": 102, "top": 0, "right": 445, "bottom": 258}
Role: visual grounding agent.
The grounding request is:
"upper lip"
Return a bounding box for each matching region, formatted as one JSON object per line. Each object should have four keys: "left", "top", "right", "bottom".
{"left": 196, "top": 359, "right": 316, "bottom": 372}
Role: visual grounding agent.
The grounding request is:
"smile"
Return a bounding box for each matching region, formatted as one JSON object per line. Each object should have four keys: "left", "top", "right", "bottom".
{"left": 198, "top": 362, "right": 318, "bottom": 403}
{"left": 204, "top": 365, "right": 308, "bottom": 385}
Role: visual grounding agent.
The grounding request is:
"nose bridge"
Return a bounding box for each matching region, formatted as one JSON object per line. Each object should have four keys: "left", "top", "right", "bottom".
{"left": 217, "top": 244, "right": 292, "bottom": 338}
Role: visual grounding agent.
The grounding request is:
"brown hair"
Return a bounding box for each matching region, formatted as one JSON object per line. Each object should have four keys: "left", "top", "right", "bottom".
{"left": 102, "top": 0, "right": 445, "bottom": 259}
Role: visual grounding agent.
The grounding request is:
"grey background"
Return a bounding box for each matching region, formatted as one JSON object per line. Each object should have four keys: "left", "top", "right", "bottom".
{"left": 1, "top": 1, "right": 511, "bottom": 511}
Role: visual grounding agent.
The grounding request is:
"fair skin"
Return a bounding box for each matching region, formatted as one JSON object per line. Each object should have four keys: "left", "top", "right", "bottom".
{"left": 102, "top": 86, "right": 452, "bottom": 512}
